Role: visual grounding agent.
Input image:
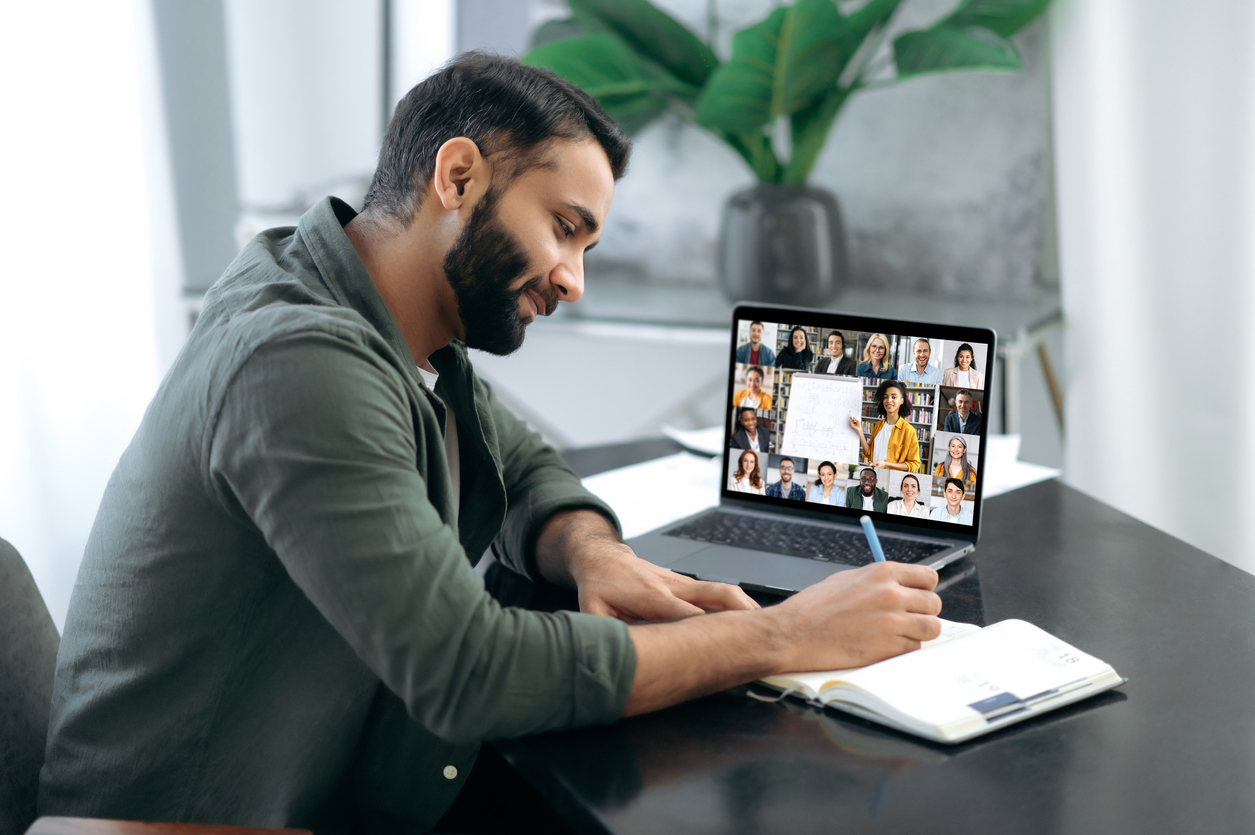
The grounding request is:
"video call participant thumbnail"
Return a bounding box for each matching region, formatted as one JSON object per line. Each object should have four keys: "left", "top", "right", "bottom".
{"left": 943, "top": 389, "right": 982, "bottom": 434}
{"left": 814, "top": 331, "right": 857, "bottom": 376}
{"left": 775, "top": 326, "right": 814, "bottom": 371}
{"left": 886, "top": 473, "right": 929, "bottom": 518}
{"left": 849, "top": 379, "right": 921, "bottom": 472}
{"left": 807, "top": 461, "right": 846, "bottom": 506}
{"left": 898, "top": 338, "right": 941, "bottom": 385}
{"left": 730, "top": 407, "right": 770, "bottom": 452}
{"left": 728, "top": 449, "right": 766, "bottom": 495}
{"left": 765, "top": 456, "right": 805, "bottom": 500}
{"left": 846, "top": 467, "right": 889, "bottom": 513}
{"left": 933, "top": 435, "right": 977, "bottom": 489}
{"left": 930, "top": 477, "right": 974, "bottom": 524}
{"left": 734, "top": 365, "right": 773, "bottom": 409}
{"left": 735, "top": 321, "right": 776, "bottom": 366}
{"left": 941, "top": 342, "right": 985, "bottom": 389}
{"left": 856, "top": 332, "right": 895, "bottom": 380}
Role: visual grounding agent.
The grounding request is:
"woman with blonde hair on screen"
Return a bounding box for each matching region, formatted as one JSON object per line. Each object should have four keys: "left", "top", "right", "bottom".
{"left": 848, "top": 380, "right": 921, "bottom": 472}
{"left": 886, "top": 473, "right": 929, "bottom": 518}
{"left": 933, "top": 435, "right": 977, "bottom": 489}
{"left": 728, "top": 449, "right": 766, "bottom": 495}
{"left": 855, "top": 333, "right": 896, "bottom": 380}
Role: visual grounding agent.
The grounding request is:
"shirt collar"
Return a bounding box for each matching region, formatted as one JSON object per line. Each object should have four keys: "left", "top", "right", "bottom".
{"left": 296, "top": 197, "right": 417, "bottom": 374}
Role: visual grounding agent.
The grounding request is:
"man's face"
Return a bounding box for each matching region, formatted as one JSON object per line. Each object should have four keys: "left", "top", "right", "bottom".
{"left": 828, "top": 333, "right": 843, "bottom": 357}
{"left": 956, "top": 393, "right": 971, "bottom": 417}
{"left": 444, "top": 139, "right": 612, "bottom": 355}
{"left": 778, "top": 460, "right": 794, "bottom": 484}
{"left": 914, "top": 340, "right": 931, "bottom": 368}
{"left": 740, "top": 410, "right": 758, "bottom": 433}
{"left": 860, "top": 469, "right": 877, "bottom": 495}
{"left": 749, "top": 323, "right": 763, "bottom": 346}
{"left": 747, "top": 370, "right": 763, "bottom": 394}
{"left": 946, "top": 482, "right": 964, "bottom": 507}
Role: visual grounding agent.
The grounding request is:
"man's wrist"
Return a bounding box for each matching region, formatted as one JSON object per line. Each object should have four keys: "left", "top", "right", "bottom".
{"left": 535, "top": 508, "right": 623, "bottom": 587}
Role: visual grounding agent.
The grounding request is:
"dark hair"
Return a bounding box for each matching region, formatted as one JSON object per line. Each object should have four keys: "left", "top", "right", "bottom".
{"left": 746, "top": 366, "right": 764, "bottom": 380}
{"left": 900, "top": 473, "right": 920, "bottom": 492}
{"left": 778, "top": 457, "right": 794, "bottom": 467}
{"left": 817, "top": 461, "right": 836, "bottom": 475}
{"left": 785, "top": 326, "right": 810, "bottom": 353}
{"left": 953, "top": 343, "right": 978, "bottom": 370}
{"left": 827, "top": 331, "right": 844, "bottom": 349}
{"left": 750, "top": 321, "right": 764, "bottom": 328}
{"left": 861, "top": 467, "right": 877, "bottom": 478}
{"left": 363, "top": 53, "right": 631, "bottom": 226}
{"left": 875, "top": 380, "right": 910, "bottom": 419}
{"left": 738, "top": 406, "right": 756, "bottom": 420}
{"left": 944, "top": 477, "right": 966, "bottom": 495}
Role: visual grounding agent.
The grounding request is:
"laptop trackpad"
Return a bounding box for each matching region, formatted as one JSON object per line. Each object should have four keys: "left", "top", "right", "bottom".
{"left": 669, "top": 545, "right": 849, "bottom": 592}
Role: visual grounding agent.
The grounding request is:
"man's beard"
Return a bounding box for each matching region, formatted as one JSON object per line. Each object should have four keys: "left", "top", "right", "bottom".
{"left": 442, "top": 187, "right": 557, "bottom": 356}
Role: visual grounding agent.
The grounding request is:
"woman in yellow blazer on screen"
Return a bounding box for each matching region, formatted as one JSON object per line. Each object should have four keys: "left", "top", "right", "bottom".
{"left": 733, "top": 365, "right": 773, "bottom": 409}
{"left": 933, "top": 435, "right": 977, "bottom": 489}
{"left": 848, "top": 379, "right": 921, "bottom": 472}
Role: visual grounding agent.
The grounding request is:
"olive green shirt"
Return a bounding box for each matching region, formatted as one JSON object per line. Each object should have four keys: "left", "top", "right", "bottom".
{"left": 39, "top": 198, "right": 635, "bottom": 833}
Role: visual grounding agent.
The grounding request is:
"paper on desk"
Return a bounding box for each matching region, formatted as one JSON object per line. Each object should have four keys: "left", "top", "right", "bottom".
{"left": 581, "top": 452, "right": 721, "bottom": 540}
{"left": 981, "top": 434, "right": 1061, "bottom": 498}
{"left": 661, "top": 424, "right": 724, "bottom": 456}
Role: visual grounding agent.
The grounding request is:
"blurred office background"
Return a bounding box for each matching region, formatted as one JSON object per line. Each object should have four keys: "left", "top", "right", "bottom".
{"left": 1, "top": 0, "right": 1251, "bottom": 629}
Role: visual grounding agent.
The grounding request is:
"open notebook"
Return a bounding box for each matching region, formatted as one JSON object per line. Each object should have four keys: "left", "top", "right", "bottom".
{"left": 759, "top": 619, "right": 1125, "bottom": 744}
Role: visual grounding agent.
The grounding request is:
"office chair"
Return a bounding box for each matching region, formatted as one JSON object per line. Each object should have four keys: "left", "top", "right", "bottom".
{"left": 0, "top": 537, "right": 308, "bottom": 835}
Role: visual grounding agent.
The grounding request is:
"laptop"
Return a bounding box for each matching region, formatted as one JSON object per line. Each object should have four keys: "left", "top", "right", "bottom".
{"left": 629, "top": 303, "right": 996, "bottom": 595}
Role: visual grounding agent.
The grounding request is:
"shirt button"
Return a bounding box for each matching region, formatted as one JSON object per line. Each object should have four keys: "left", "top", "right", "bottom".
{"left": 443, "top": 765, "right": 458, "bottom": 780}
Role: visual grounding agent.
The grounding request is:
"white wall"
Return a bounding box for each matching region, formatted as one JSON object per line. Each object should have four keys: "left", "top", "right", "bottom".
{"left": 1052, "top": 0, "right": 1255, "bottom": 572}
{"left": 0, "top": 1, "right": 161, "bottom": 629}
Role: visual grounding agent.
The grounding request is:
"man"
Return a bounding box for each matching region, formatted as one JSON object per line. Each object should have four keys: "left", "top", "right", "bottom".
{"left": 40, "top": 56, "right": 940, "bottom": 832}
{"left": 930, "top": 478, "right": 974, "bottom": 524}
{"left": 942, "top": 389, "right": 983, "bottom": 435}
{"left": 733, "top": 365, "right": 773, "bottom": 409}
{"left": 735, "top": 321, "right": 776, "bottom": 366}
{"left": 765, "top": 457, "right": 805, "bottom": 500}
{"left": 898, "top": 338, "right": 941, "bottom": 385}
{"left": 730, "top": 407, "right": 770, "bottom": 452}
{"left": 845, "top": 467, "right": 890, "bottom": 513}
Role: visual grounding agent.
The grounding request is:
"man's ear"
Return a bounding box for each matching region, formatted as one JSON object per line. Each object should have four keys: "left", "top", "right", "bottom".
{"left": 431, "top": 137, "right": 489, "bottom": 211}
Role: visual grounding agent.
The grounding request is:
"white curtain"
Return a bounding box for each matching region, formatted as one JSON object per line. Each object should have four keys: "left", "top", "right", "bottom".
{"left": 1052, "top": 0, "right": 1255, "bottom": 572}
{"left": 0, "top": 1, "right": 162, "bottom": 629}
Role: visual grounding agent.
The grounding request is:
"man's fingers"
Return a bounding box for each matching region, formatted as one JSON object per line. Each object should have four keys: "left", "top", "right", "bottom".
{"left": 635, "top": 594, "right": 706, "bottom": 622}
{"left": 887, "top": 562, "right": 939, "bottom": 591}
{"left": 671, "top": 577, "right": 760, "bottom": 612}
{"left": 901, "top": 588, "right": 942, "bottom": 616}
{"left": 898, "top": 613, "right": 943, "bottom": 642}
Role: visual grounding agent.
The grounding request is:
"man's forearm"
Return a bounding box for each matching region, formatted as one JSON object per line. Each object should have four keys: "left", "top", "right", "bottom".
{"left": 623, "top": 608, "right": 786, "bottom": 715}
{"left": 534, "top": 508, "right": 619, "bottom": 587}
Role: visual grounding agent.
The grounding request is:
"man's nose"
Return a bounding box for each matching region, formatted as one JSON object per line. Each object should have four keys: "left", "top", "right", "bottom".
{"left": 550, "top": 255, "right": 584, "bottom": 303}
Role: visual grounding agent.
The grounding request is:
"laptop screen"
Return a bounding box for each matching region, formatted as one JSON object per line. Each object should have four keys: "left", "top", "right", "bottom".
{"left": 724, "top": 307, "right": 995, "bottom": 532}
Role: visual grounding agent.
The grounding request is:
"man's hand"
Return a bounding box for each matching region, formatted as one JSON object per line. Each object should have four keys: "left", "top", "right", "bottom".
{"left": 623, "top": 561, "right": 941, "bottom": 716}
{"left": 535, "top": 509, "right": 758, "bottom": 622}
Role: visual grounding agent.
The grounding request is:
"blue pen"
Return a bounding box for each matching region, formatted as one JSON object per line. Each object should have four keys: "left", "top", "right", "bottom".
{"left": 860, "top": 515, "right": 886, "bottom": 563}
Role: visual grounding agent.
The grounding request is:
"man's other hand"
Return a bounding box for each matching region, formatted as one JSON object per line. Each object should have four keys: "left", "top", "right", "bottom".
{"left": 535, "top": 509, "right": 758, "bottom": 622}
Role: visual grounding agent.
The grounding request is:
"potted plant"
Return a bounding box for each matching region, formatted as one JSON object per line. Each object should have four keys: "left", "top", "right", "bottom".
{"left": 525, "top": 0, "right": 1053, "bottom": 306}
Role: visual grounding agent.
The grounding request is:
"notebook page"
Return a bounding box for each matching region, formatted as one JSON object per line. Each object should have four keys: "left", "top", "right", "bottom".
{"left": 833, "top": 619, "right": 1113, "bottom": 728}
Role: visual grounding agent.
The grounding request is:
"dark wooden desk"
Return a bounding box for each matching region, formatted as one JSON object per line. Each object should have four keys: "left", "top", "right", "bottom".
{"left": 495, "top": 448, "right": 1255, "bottom": 835}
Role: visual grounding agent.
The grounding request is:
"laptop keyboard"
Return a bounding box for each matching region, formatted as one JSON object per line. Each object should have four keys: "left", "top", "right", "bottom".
{"left": 664, "top": 511, "right": 946, "bottom": 566}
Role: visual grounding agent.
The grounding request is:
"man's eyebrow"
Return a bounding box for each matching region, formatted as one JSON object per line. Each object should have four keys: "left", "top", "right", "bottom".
{"left": 564, "top": 202, "right": 600, "bottom": 235}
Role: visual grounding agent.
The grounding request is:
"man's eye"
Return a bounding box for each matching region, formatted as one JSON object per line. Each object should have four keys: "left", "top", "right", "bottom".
{"left": 558, "top": 219, "right": 574, "bottom": 237}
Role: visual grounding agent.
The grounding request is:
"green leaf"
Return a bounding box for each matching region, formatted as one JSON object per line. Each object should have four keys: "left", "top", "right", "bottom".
{"left": 695, "top": 1, "right": 849, "bottom": 134}
{"left": 836, "top": 0, "right": 903, "bottom": 66}
{"left": 944, "top": 0, "right": 1054, "bottom": 38}
{"left": 524, "top": 32, "right": 698, "bottom": 101}
{"left": 567, "top": 0, "right": 719, "bottom": 87}
{"left": 892, "top": 26, "right": 1022, "bottom": 78}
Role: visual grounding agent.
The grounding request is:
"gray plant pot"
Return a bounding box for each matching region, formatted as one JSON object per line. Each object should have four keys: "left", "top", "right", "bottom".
{"left": 717, "top": 183, "right": 848, "bottom": 307}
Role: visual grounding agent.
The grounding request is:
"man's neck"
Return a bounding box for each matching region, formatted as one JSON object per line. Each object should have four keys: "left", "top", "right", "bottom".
{"left": 948, "top": 503, "right": 962, "bottom": 515}
{"left": 916, "top": 361, "right": 928, "bottom": 372}
{"left": 345, "top": 209, "right": 461, "bottom": 365}
{"left": 957, "top": 411, "right": 969, "bottom": 421}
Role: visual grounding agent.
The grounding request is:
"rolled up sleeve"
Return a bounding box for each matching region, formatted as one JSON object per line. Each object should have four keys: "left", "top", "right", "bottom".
{"left": 207, "top": 331, "right": 634, "bottom": 742}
